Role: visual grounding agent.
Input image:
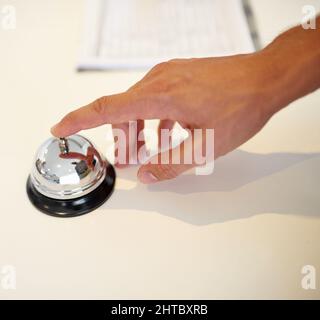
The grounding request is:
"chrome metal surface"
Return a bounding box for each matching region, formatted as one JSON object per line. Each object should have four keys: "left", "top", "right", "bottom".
{"left": 59, "top": 137, "right": 69, "bottom": 154}
{"left": 30, "top": 134, "right": 107, "bottom": 200}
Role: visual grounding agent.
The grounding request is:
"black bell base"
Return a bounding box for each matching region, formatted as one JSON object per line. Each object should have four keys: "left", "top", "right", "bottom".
{"left": 26, "top": 165, "right": 116, "bottom": 218}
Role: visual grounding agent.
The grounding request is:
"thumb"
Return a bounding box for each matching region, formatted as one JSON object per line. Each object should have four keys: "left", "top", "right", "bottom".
{"left": 138, "top": 134, "right": 195, "bottom": 183}
{"left": 137, "top": 129, "right": 214, "bottom": 183}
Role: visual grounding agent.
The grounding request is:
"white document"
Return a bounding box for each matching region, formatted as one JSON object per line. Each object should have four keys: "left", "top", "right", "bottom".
{"left": 78, "top": 0, "right": 256, "bottom": 70}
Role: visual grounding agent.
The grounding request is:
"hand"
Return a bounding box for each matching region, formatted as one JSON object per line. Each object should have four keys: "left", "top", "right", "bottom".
{"left": 51, "top": 18, "right": 320, "bottom": 184}
{"left": 51, "top": 52, "right": 284, "bottom": 183}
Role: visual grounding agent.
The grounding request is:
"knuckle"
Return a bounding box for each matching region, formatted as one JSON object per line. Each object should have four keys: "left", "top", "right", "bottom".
{"left": 148, "top": 79, "right": 166, "bottom": 93}
{"left": 155, "top": 61, "right": 168, "bottom": 70}
{"left": 167, "top": 58, "right": 182, "bottom": 64}
{"left": 155, "top": 164, "right": 179, "bottom": 180}
{"left": 92, "top": 96, "right": 107, "bottom": 116}
{"left": 153, "top": 77, "right": 181, "bottom": 94}
{"left": 150, "top": 61, "right": 168, "bottom": 74}
{"left": 63, "top": 111, "right": 77, "bottom": 124}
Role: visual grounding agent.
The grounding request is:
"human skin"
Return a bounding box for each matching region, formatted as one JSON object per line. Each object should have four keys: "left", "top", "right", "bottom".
{"left": 51, "top": 17, "right": 320, "bottom": 184}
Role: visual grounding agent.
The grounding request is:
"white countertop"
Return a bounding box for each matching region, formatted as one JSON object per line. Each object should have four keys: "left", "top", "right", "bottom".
{"left": 0, "top": 0, "right": 319, "bottom": 299}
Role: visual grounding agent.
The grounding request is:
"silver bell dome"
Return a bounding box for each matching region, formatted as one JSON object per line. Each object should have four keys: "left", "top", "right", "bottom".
{"left": 27, "top": 134, "right": 116, "bottom": 217}
{"left": 30, "top": 134, "right": 107, "bottom": 200}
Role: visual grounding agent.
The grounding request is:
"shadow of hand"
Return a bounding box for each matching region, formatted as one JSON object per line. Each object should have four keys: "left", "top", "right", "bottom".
{"left": 103, "top": 150, "right": 320, "bottom": 225}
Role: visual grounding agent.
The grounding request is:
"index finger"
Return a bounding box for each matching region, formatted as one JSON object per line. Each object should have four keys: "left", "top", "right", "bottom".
{"left": 50, "top": 91, "right": 168, "bottom": 137}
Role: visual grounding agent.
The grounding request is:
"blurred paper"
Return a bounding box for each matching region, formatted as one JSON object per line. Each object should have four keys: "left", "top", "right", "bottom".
{"left": 78, "top": 0, "right": 256, "bottom": 70}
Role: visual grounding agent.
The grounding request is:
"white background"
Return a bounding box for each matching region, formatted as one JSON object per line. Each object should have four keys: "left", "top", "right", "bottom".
{"left": 0, "top": 0, "right": 319, "bottom": 299}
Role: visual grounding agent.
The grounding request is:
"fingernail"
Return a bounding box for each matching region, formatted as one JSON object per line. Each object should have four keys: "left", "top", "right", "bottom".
{"left": 139, "top": 171, "right": 158, "bottom": 184}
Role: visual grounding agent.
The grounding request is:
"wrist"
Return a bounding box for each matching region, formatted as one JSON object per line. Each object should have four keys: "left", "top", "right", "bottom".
{"left": 256, "top": 21, "right": 320, "bottom": 116}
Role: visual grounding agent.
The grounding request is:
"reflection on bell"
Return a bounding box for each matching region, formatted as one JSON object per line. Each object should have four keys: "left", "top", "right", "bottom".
{"left": 26, "top": 134, "right": 116, "bottom": 217}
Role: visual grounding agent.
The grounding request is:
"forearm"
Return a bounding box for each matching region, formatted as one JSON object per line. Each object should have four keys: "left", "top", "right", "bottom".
{"left": 258, "top": 15, "right": 320, "bottom": 114}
